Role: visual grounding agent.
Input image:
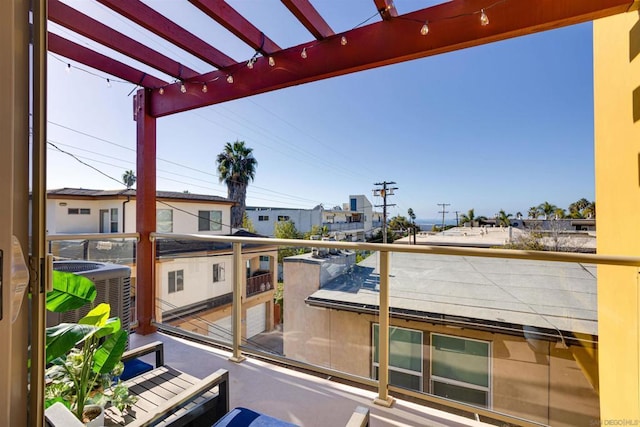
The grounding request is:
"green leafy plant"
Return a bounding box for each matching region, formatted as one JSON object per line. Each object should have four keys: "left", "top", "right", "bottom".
{"left": 44, "top": 271, "right": 136, "bottom": 421}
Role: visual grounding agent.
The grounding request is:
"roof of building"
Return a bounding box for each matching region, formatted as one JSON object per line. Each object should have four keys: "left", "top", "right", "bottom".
{"left": 305, "top": 252, "right": 597, "bottom": 340}
{"left": 47, "top": 188, "right": 232, "bottom": 203}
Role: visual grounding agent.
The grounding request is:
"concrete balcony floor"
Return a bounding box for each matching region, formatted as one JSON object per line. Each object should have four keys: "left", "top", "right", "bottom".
{"left": 130, "top": 331, "right": 489, "bottom": 427}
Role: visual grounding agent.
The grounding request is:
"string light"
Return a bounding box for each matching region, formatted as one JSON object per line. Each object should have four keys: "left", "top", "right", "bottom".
{"left": 66, "top": 63, "right": 71, "bottom": 73}
{"left": 106, "top": 78, "right": 112, "bottom": 88}
{"left": 201, "top": 83, "right": 208, "bottom": 93}
{"left": 480, "top": 9, "right": 489, "bottom": 26}
{"left": 268, "top": 56, "right": 275, "bottom": 66}
{"left": 301, "top": 48, "right": 307, "bottom": 59}
{"left": 226, "top": 75, "right": 234, "bottom": 84}
{"left": 180, "top": 82, "right": 186, "bottom": 93}
{"left": 159, "top": 87, "right": 164, "bottom": 95}
{"left": 247, "top": 58, "right": 255, "bottom": 69}
{"left": 420, "top": 21, "right": 429, "bottom": 36}
{"left": 341, "top": 36, "right": 348, "bottom": 46}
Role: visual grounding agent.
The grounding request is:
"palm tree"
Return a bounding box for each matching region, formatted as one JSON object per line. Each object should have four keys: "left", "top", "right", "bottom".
{"left": 459, "top": 208, "right": 475, "bottom": 228}
{"left": 537, "top": 201, "right": 557, "bottom": 220}
{"left": 583, "top": 201, "right": 596, "bottom": 218}
{"left": 553, "top": 208, "right": 567, "bottom": 219}
{"left": 122, "top": 170, "right": 136, "bottom": 189}
{"left": 216, "top": 140, "right": 257, "bottom": 228}
{"left": 497, "top": 209, "right": 512, "bottom": 227}
{"left": 528, "top": 206, "right": 540, "bottom": 219}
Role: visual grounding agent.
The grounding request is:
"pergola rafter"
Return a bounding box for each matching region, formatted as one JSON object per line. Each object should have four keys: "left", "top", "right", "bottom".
{"left": 188, "top": 0, "right": 281, "bottom": 54}
{"left": 96, "top": 0, "right": 236, "bottom": 70}
{"left": 49, "top": 0, "right": 199, "bottom": 80}
{"left": 48, "top": 32, "right": 168, "bottom": 89}
{"left": 281, "top": 0, "right": 335, "bottom": 39}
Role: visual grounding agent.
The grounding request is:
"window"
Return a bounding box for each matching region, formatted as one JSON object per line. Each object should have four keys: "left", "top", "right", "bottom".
{"left": 157, "top": 209, "right": 173, "bottom": 232}
{"left": 277, "top": 215, "right": 290, "bottom": 221}
{"left": 213, "top": 263, "right": 225, "bottom": 283}
{"left": 198, "top": 210, "right": 222, "bottom": 231}
{"left": 350, "top": 198, "right": 357, "bottom": 211}
{"left": 68, "top": 208, "right": 90, "bottom": 215}
{"left": 430, "top": 334, "right": 491, "bottom": 408}
{"left": 259, "top": 256, "right": 269, "bottom": 262}
{"left": 258, "top": 215, "right": 269, "bottom": 221}
{"left": 110, "top": 208, "right": 118, "bottom": 232}
{"left": 168, "top": 270, "right": 184, "bottom": 293}
{"left": 372, "top": 324, "right": 423, "bottom": 391}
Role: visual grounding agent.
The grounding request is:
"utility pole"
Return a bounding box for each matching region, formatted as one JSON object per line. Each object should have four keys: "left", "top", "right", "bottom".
{"left": 437, "top": 203, "right": 450, "bottom": 232}
{"left": 373, "top": 181, "right": 398, "bottom": 243}
{"left": 454, "top": 210, "right": 460, "bottom": 227}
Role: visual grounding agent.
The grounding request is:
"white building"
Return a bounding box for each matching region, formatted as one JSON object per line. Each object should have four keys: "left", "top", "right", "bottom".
{"left": 246, "top": 195, "right": 381, "bottom": 241}
{"left": 44, "top": 188, "right": 277, "bottom": 341}
{"left": 46, "top": 188, "right": 234, "bottom": 235}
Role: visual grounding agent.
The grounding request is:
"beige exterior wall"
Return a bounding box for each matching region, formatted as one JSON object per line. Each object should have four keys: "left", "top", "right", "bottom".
{"left": 594, "top": 10, "right": 640, "bottom": 419}
{"left": 284, "top": 256, "right": 599, "bottom": 426}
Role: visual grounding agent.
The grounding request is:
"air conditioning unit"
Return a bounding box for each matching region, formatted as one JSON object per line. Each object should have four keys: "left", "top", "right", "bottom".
{"left": 47, "top": 261, "right": 132, "bottom": 340}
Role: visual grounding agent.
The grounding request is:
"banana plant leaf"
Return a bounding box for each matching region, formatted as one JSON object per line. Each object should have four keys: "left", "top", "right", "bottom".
{"left": 94, "top": 317, "right": 121, "bottom": 339}
{"left": 46, "top": 271, "right": 97, "bottom": 313}
{"left": 93, "top": 329, "right": 128, "bottom": 374}
{"left": 78, "top": 303, "right": 111, "bottom": 328}
{"left": 45, "top": 323, "right": 98, "bottom": 364}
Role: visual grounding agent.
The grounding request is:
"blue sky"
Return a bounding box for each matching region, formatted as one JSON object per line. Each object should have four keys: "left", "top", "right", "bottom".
{"left": 46, "top": 1, "right": 595, "bottom": 220}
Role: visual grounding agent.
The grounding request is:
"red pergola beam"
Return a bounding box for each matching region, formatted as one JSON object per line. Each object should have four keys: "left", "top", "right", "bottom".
{"left": 281, "top": 0, "right": 334, "bottom": 39}
{"left": 150, "top": 0, "right": 633, "bottom": 117}
{"left": 49, "top": 0, "right": 199, "bottom": 80}
{"left": 97, "top": 0, "right": 236, "bottom": 69}
{"left": 188, "top": 0, "right": 280, "bottom": 54}
{"left": 373, "top": 0, "right": 398, "bottom": 21}
{"left": 48, "top": 33, "right": 168, "bottom": 88}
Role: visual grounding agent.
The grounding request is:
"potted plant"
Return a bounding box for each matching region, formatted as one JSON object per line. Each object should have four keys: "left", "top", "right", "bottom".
{"left": 45, "top": 270, "right": 137, "bottom": 423}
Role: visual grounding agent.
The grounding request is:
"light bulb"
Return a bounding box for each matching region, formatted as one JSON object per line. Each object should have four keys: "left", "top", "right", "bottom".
{"left": 268, "top": 56, "right": 275, "bottom": 66}
{"left": 301, "top": 48, "right": 307, "bottom": 59}
{"left": 247, "top": 59, "right": 254, "bottom": 69}
{"left": 202, "top": 83, "right": 208, "bottom": 93}
{"left": 341, "top": 36, "right": 347, "bottom": 46}
{"left": 159, "top": 87, "right": 164, "bottom": 95}
{"left": 420, "top": 22, "right": 429, "bottom": 36}
{"left": 180, "top": 82, "right": 186, "bottom": 93}
{"left": 106, "top": 78, "right": 112, "bottom": 88}
{"left": 226, "top": 75, "right": 234, "bottom": 84}
{"left": 66, "top": 63, "right": 71, "bottom": 73}
{"left": 480, "top": 9, "right": 489, "bottom": 26}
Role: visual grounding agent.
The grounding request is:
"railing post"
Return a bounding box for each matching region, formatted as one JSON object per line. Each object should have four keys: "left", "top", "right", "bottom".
{"left": 374, "top": 250, "right": 395, "bottom": 407}
{"left": 229, "top": 242, "right": 246, "bottom": 363}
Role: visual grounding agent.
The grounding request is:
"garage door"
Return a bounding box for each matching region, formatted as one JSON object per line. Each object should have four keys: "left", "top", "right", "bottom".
{"left": 208, "top": 316, "right": 232, "bottom": 341}
{"left": 247, "top": 303, "right": 266, "bottom": 339}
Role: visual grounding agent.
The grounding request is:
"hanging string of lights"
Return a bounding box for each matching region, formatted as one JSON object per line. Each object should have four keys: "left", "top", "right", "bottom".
{"left": 52, "top": 1, "right": 507, "bottom": 95}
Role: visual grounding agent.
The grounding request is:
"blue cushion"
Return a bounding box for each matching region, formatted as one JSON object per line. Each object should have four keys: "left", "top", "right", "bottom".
{"left": 119, "top": 358, "right": 153, "bottom": 381}
{"left": 213, "top": 407, "right": 298, "bottom": 427}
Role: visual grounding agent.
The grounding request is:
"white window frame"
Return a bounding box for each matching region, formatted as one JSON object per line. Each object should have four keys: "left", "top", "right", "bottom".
{"left": 213, "top": 263, "right": 225, "bottom": 283}
{"left": 198, "top": 210, "right": 222, "bottom": 231}
{"left": 429, "top": 333, "right": 492, "bottom": 408}
{"left": 372, "top": 324, "right": 424, "bottom": 392}
{"left": 157, "top": 209, "right": 173, "bottom": 233}
{"left": 168, "top": 269, "right": 184, "bottom": 294}
{"left": 258, "top": 215, "right": 269, "bottom": 221}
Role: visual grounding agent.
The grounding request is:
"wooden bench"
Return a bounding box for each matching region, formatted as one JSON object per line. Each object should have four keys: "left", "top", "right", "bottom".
{"left": 45, "top": 341, "right": 229, "bottom": 427}
{"left": 105, "top": 340, "right": 229, "bottom": 426}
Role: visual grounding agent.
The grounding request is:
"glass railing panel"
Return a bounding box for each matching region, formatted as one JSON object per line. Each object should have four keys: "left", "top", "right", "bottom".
{"left": 46, "top": 234, "right": 138, "bottom": 332}
{"left": 281, "top": 245, "right": 380, "bottom": 383}
{"left": 384, "top": 251, "right": 598, "bottom": 426}
{"left": 154, "top": 236, "right": 235, "bottom": 346}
